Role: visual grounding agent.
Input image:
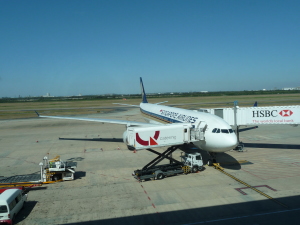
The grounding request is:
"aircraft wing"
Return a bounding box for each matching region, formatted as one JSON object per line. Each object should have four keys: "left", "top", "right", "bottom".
{"left": 112, "top": 103, "right": 139, "bottom": 107}
{"left": 35, "top": 111, "right": 158, "bottom": 127}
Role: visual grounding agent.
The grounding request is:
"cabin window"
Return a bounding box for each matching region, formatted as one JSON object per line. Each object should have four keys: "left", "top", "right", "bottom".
{"left": 15, "top": 194, "right": 22, "bottom": 203}
{"left": 0, "top": 205, "right": 8, "bottom": 213}
{"left": 17, "top": 194, "right": 22, "bottom": 202}
{"left": 9, "top": 200, "right": 16, "bottom": 211}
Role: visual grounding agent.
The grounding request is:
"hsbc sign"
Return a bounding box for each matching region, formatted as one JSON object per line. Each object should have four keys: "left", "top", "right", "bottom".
{"left": 252, "top": 109, "right": 294, "bottom": 118}
{"left": 217, "top": 106, "right": 300, "bottom": 125}
{"left": 248, "top": 107, "right": 299, "bottom": 124}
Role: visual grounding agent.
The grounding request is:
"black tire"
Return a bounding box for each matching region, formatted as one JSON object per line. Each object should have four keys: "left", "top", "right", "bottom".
{"left": 157, "top": 173, "right": 164, "bottom": 180}
{"left": 192, "top": 166, "right": 198, "bottom": 173}
{"left": 52, "top": 175, "right": 60, "bottom": 181}
{"left": 207, "top": 160, "right": 213, "bottom": 166}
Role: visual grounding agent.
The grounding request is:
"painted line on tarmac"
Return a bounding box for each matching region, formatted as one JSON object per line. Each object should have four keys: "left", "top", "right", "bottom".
{"left": 214, "top": 164, "right": 288, "bottom": 208}
{"left": 138, "top": 182, "right": 159, "bottom": 213}
{"left": 182, "top": 208, "right": 300, "bottom": 225}
{"left": 235, "top": 185, "right": 277, "bottom": 195}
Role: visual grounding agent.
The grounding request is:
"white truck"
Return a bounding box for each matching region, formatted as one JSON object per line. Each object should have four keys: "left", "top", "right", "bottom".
{"left": 0, "top": 189, "right": 27, "bottom": 225}
{"left": 133, "top": 152, "right": 203, "bottom": 181}
{"left": 126, "top": 123, "right": 205, "bottom": 181}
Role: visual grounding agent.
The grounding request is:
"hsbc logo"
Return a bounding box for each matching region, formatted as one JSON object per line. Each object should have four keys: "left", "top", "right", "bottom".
{"left": 252, "top": 110, "right": 277, "bottom": 117}
{"left": 279, "top": 110, "right": 293, "bottom": 117}
{"left": 252, "top": 109, "right": 294, "bottom": 118}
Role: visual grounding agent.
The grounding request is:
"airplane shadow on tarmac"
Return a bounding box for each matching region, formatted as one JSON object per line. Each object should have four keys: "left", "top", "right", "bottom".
{"left": 199, "top": 149, "right": 241, "bottom": 170}
{"left": 180, "top": 144, "right": 241, "bottom": 170}
{"left": 242, "top": 142, "right": 300, "bottom": 149}
{"left": 59, "top": 137, "right": 123, "bottom": 142}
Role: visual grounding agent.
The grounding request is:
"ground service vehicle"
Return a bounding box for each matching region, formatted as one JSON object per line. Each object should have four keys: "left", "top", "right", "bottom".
{"left": 127, "top": 123, "right": 205, "bottom": 181}
{"left": 0, "top": 189, "right": 27, "bottom": 225}
{"left": 0, "top": 155, "right": 77, "bottom": 186}
{"left": 44, "top": 155, "right": 77, "bottom": 181}
{"left": 133, "top": 150, "right": 203, "bottom": 181}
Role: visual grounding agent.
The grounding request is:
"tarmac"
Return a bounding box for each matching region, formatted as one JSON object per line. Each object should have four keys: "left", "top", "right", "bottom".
{"left": 1, "top": 107, "right": 300, "bottom": 225}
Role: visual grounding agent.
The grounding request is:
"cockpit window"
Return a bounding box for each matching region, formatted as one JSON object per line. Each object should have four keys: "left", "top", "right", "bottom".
{"left": 213, "top": 128, "right": 234, "bottom": 134}
{"left": 213, "top": 128, "right": 233, "bottom": 133}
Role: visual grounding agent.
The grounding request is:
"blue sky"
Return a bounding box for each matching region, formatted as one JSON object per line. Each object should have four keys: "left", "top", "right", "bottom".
{"left": 0, "top": 0, "right": 299, "bottom": 97}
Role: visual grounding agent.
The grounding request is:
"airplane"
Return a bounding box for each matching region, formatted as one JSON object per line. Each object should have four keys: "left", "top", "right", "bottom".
{"left": 36, "top": 78, "right": 238, "bottom": 166}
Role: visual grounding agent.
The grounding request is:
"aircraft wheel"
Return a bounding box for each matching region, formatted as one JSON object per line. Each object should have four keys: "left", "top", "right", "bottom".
{"left": 207, "top": 160, "right": 213, "bottom": 166}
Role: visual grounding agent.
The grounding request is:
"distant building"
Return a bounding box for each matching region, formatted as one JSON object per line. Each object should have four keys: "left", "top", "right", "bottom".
{"left": 42, "top": 93, "right": 53, "bottom": 97}
{"left": 282, "top": 87, "right": 297, "bottom": 90}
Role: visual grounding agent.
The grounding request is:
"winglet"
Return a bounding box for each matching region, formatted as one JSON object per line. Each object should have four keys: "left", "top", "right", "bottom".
{"left": 35, "top": 111, "right": 40, "bottom": 117}
{"left": 140, "top": 77, "right": 148, "bottom": 103}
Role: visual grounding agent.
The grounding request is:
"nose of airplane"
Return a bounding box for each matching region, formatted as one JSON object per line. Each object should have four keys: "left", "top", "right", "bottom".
{"left": 202, "top": 132, "right": 239, "bottom": 152}
{"left": 226, "top": 134, "right": 238, "bottom": 150}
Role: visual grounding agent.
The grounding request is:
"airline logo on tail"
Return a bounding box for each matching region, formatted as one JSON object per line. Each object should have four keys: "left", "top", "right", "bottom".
{"left": 140, "top": 77, "right": 148, "bottom": 103}
{"left": 136, "top": 131, "right": 160, "bottom": 146}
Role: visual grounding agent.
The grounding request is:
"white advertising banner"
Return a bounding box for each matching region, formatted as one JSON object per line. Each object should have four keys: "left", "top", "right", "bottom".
{"left": 238, "top": 105, "right": 300, "bottom": 125}
{"left": 219, "top": 106, "right": 300, "bottom": 125}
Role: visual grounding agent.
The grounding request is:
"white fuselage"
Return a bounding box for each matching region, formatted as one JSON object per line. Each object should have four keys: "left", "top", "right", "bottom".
{"left": 140, "top": 103, "right": 238, "bottom": 153}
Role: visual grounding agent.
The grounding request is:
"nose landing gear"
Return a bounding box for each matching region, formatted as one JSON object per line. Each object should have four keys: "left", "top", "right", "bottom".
{"left": 207, "top": 152, "right": 217, "bottom": 166}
